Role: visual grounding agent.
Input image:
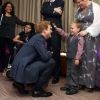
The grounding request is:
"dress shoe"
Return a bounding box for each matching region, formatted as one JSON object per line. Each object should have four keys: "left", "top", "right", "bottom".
{"left": 12, "top": 82, "right": 29, "bottom": 95}
{"left": 66, "top": 86, "right": 78, "bottom": 95}
{"left": 12, "top": 82, "right": 17, "bottom": 88}
{"left": 32, "top": 89, "right": 52, "bottom": 97}
{"left": 66, "top": 89, "right": 78, "bottom": 95}
{"left": 60, "top": 86, "right": 70, "bottom": 91}
{"left": 52, "top": 78, "right": 59, "bottom": 84}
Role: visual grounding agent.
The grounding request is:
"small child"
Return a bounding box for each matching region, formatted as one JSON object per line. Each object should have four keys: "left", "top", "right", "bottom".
{"left": 54, "top": 21, "right": 84, "bottom": 95}
{"left": 13, "top": 22, "right": 35, "bottom": 52}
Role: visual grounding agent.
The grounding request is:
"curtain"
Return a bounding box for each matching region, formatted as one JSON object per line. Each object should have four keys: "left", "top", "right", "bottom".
{"left": 2, "top": 0, "right": 100, "bottom": 51}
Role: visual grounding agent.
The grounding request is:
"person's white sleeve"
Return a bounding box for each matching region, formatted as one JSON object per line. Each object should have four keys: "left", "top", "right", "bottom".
{"left": 85, "top": 2, "right": 100, "bottom": 37}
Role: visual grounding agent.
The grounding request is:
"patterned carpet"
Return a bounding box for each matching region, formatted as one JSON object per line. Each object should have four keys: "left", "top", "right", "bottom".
{"left": 0, "top": 74, "right": 100, "bottom": 100}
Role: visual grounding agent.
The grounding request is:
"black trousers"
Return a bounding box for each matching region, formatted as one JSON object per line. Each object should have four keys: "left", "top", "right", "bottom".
{"left": 0, "top": 37, "right": 14, "bottom": 72}
{"left": 35, "top": 59, "right": 55, "bottom": 89}
{"left": 47, "top": 30, "right": 61, "bottom": 79}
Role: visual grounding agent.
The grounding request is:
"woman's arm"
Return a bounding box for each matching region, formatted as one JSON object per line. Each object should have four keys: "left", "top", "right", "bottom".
{"left": 15, "top": 15, "right": 27, "bottom": 26}
{"left": 13, "top": 35, "right": 24, "bottom": 44}
{"left": 85, "top": 2, "right": 100, "bottom": 37}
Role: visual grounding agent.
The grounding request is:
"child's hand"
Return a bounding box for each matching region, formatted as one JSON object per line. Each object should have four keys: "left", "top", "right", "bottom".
{"left": 52, "top": 23, "right": 57, "bottom": 29}
{"left": 74, "top": 59, "right": 79, "bottom": 65}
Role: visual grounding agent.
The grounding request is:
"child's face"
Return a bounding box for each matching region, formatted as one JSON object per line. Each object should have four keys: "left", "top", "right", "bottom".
{"left": 70, "top": 23, "right": 80, "bottom": 35}
{"left": 24, "top": 25, "right": 32, "bottom": 33}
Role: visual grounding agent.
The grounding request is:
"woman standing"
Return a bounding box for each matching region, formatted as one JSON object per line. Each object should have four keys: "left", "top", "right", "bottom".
{"left": 0, "top": 2, "right": 27, "bottom": 74}
{"left": 73, "top": 0, "right": 100, "bottom": 91}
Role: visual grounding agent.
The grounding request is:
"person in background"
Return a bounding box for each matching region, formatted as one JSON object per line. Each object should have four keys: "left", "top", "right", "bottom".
{"left": 10, "top": 21, "right": 55, "bottom": 97}
{"left": 0, "top": 2, "right": 27, "bottom": 75}
{"left": 13, "top": 22, "right": 35, "bottom": 52}
{"left": 41, "top": 0, "right": 64, "bottom": 84}
{"left": 54, "top": 21, "right": 84, "bottom": 95}
{"left": 73, "top": 0, "right": 100, "bottom": 92}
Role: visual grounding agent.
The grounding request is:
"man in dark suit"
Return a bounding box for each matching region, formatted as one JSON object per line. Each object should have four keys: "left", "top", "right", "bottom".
{"left": 41, "top": 0, "right": 64, "bottom": 84}
{"left": 10, "top": 21, "right": 55, "bottom": 97}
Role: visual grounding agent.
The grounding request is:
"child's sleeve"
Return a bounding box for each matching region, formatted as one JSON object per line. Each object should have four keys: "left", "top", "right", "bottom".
{"left": 75, "top": 36, "right": 84, "bottom": 60}
{"left": 56, "top": 28, "right": 68, "bottom": 38}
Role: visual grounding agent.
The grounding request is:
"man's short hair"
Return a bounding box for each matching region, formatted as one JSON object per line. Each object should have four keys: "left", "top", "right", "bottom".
{"left": 35, "top": 21, "right": 50, "bottom": 33}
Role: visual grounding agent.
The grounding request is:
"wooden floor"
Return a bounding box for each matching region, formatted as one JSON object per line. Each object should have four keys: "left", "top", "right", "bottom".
{"left": 0, "top": 74, "right": 100, "bottom": 100}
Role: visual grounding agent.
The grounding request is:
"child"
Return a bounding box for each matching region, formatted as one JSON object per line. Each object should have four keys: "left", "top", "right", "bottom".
{"left": 13, "top": 22, "right": 35, "bottom": 52}
{"left": 54, "top": 21, "right": 84, "bottom": 95}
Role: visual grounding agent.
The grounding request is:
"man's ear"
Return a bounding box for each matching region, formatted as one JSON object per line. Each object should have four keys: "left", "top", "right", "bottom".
{"left": 43, "top": 29, "right": 46, "bottom": 34}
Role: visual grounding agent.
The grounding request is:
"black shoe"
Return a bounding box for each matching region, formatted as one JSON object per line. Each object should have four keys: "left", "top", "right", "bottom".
{"left": 52, "top": 78, "right": 59, "bottom": 84}
{"left": 66, "top": 89, "right": 78, "bottom": 95}
{"left": 13, "top": 82, "right": 29, "bottom": 95}
{"left": 66, "top": 86, "right": 78, "bottom": 95}
{"left": 32, "top": 89, "right": 53, "bottom": 97}
{"left": 18, "top": 88, "right": 29, "bottom": 95}
{"left": 12, "top": 82, "right": 18, "bottom": 88}
{"left": 60, "top": 86, "right": 70, "bottom": 91}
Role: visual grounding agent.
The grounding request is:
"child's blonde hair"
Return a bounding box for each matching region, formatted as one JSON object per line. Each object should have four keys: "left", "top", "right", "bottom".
{"left": 71, "top": 21, "right": 82, "bottom": 31}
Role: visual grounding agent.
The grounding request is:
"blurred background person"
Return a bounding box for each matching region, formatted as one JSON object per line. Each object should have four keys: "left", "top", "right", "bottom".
{"left": 13, "top": 22, "right": 35, "bottom": 53}
{"left": 41, "top": 0, "right": 64, "bottom": 84}
{"left": 0, "top": 2, "right": 27, "bottom": 75}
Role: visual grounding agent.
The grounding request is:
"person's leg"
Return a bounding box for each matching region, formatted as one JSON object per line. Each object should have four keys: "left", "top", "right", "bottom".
{"left": 66, "top": 59, "right": 79, "bottom": 95}
{"left": 12, "top": 81, "right": 29, "bottom": 95}
{"left": 36, "top": 59, "right": 54, "bottom": 88}
{"left": 32, "top": 59, "right": 55, "bottom": 97}
{"left": 0, "top": 37, "right": 9, "bottom": 73}
{"left": 60, "top": 58, "right": 71, "bottom": 91}
{"left": 51, "top": 31, "right": 61, "bottom": 84}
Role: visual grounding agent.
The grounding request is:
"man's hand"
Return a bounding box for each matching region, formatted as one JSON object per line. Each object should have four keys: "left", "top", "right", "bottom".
{"left": 54, "top": 7, "right": 62, "bottom": 15}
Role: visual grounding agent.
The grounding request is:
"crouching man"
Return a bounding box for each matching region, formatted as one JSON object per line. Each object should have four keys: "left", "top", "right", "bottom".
{"left": 10, "top": 21, "right": 55, "bottom": 97}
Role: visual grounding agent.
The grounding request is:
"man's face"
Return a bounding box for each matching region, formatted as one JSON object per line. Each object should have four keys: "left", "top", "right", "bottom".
{"left": 44, "top": 25, "right": 52, "bottom": 39}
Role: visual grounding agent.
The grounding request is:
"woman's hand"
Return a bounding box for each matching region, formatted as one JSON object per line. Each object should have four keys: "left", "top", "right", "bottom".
{"left": 79, "top": 31, "right": 87, "bottom": 36}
